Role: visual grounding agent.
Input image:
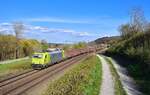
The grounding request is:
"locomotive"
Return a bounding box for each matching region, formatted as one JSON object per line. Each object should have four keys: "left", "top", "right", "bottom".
{"left": 31, "top": 48, "right": 65, "bottom": 69}
{"left": 31, "top": 47, "right": 96, "bottom": 69}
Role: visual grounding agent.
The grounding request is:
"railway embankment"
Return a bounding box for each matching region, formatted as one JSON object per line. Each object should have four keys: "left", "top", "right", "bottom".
{"left": 0, "top": 54, "right": 87, "bottom": 95}
{"left": 43, "top": 55, "right": 102, "bottom": 95}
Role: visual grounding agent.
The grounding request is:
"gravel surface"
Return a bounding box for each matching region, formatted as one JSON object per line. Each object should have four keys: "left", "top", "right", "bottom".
{"left": 97, "top": 55, "right": 115, "bottom": 95}
{"left": 107, "top": 57, "right": 143, "bottom": 95}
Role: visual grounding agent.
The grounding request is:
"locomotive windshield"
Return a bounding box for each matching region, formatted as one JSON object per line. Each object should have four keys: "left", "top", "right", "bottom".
{"left": 46, "top": 48, "right": 61, "bottom": 52}
{"left": 32, "top": 54, "right": 43, "bottom": 58}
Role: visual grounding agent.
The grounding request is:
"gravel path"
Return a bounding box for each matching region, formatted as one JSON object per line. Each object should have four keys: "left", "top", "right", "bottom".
{"left": 106, "top": 57, "right": 143, "bottom": 95}
{"left": 97, "top": 55, "right": 115, "bottom": 95}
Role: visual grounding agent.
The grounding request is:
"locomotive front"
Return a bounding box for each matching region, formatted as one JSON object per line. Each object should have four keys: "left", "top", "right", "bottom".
{"left": 31, "top": 52, "right": 48, "bottom": 69}
{"left": 31, "top": 48, "right": 65, "bottom": 69}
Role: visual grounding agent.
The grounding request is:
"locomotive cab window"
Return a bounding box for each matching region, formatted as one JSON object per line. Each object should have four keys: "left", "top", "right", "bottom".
{"left": 32, "top": 54, "right": 43, "bottom": 58}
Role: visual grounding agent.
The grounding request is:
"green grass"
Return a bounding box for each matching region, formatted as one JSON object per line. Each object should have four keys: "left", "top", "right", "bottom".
{"left": 104, "top": 57, "right": 127, "bottom": 95}
{"left": 43, "top": 55, "right": 102, "bottom": 95}
{"left": 0, "top": 59, "right": 31, "bottom": 78}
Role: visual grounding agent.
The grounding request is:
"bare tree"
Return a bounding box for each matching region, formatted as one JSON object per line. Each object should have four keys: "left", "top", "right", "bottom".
{"left": 13, "top": 22, "right": 24, "bottom": 39}
{"left": 12, "top": 22, "right": 24, "bottom": 58}
{"left": 130, "top": 7, "right": 147, "bottom": 32}
{"left": 145, "top": 23, "right": 150, "bottom": 33}
{"left": 119, "top": 8, "right": 148, "bottom": 39}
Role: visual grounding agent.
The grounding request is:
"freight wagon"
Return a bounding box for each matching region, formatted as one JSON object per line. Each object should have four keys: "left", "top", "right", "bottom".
{"left": 31, "top": 48, "right": 65, "bottom": 69}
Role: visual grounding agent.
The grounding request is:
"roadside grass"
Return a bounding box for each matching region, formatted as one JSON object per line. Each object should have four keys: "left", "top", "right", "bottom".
{"left": 43, "top": 55, "right": 102, "bottom": 95}
{"left": 104, "top": 56, "right": 127, "bottom": 95}
{"left": 0, "top": 59, "right": 31, "bottom": 78}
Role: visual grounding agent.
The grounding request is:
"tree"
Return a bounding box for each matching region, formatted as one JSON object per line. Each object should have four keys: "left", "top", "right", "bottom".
{"left": 13, "top": 22, "right": 24, "bottom": 39}
{"left": 119, "top": 8, "right": 147, "bottom": 39}
{"left": 73, "top": 42, "right": 87, "bottom": 49}
{"left": 145, "top": 23, "right": 150, "bottom": 33}
{"left": 0, "top": 22, "right": 43, "bottom": 61}
{"left": 41, "top": 39, "right": 49, "bottom": 51}
{"left": 130, "top": 8, "right": 147, "bottom": 32}
{"left": 13, "top": 22, "right": 24, "bottom": 58}
{"left": 119, "top": 24, "right": 131, "bottom": 39}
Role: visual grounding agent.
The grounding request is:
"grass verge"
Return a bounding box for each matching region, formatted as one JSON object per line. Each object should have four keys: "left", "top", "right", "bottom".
{"left": 104, "top": 56, "right": 127, "bottom": 95}
{"left": 0, "top": 59, "right": 31, "bottom": 79}
{"left": 43, "top": 55, "right": 102, "bottom": 95}
{"left": 127, "top": 62, "right": 150, "bottom": 95}
{"left": 105, "top": 53, "right": 150, "bottom": 95}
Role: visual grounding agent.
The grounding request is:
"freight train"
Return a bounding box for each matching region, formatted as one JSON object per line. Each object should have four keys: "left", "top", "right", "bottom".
{"left": 31, "top": 47, "right": 96, "bottom": 69}
{"left": 31, "top": 48, "right": 65, "bottom": 69}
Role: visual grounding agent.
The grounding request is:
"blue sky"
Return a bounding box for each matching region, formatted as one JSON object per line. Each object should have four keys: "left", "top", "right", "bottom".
{"left": 0, "top": 0, "right": 150, "bottom": 43}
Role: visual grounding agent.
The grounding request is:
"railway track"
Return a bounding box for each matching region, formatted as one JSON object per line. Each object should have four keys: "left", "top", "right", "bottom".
{"left": 0, "top": 53, "right": 89, "bottom": 95}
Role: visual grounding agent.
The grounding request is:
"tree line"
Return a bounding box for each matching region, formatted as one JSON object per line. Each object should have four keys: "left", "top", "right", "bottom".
{"left": 119, "top": 8, "right": 149, "bottom": 39}
{"left": 0, "top": 22, "right": 46, "bottom": 61}
{"left": 109, "top": 8, "right": 150, "bottom": 65}
{"left": 107, "top": 8, "right": 150, "bottom": 95}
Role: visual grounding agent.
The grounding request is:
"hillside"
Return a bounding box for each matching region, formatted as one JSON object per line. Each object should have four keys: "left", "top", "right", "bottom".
{"left": 89, "top": 36, "right": 120, "bottom": 45}
{"left": 107, "top": 32, "right": 150, "bottom": 95}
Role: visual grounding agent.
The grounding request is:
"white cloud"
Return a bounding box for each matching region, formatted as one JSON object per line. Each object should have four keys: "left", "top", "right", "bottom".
{"left": 0, "top": 23, "right": 13, "bottom": 34}
{"left": 0, "top": 22, "right": 12, "bottom": 26}
{"left": 23, "top": 16, "right": 128, "bottom": 26}
{"left": 78, "top": 32, "right": 91, "bottom": 36}
{"left": 28, "top": 25, "right": 94, "bottom": 37}
{"left": 26, "top": 25, "right": 49, "bottom": 32}
{"left": 25, "top": 17, "right": 94, "bottom": 24}
{"left": 0, "top": 22, "right": 94, "bottom": 37}
{"left": 0, "top": 27, "right": 10, "bottom": 32}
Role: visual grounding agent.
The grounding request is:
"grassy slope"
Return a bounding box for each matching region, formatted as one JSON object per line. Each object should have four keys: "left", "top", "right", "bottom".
{"left": 126, "top": 62, "right": 150, "bottom": 95}
{"left": 105, "top": 57, "right": 127, "bottom": 95}
{"left": 43, "top": 55, "right": 102, "bottom": 95}
{"left": 107, "top": 32, "right": 150, "bottom": 95}
{"left": 0, "top": 59, "right": 31, "bottom": 79}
